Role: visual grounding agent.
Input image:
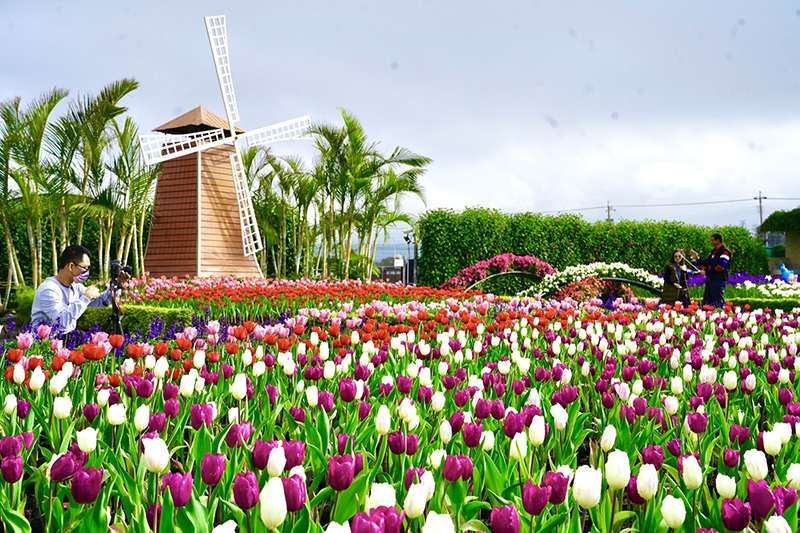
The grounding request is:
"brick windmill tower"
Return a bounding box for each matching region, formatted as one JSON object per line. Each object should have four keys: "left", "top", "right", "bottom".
{"left": 139, "top": 15, "right": 311, "bottom": 278}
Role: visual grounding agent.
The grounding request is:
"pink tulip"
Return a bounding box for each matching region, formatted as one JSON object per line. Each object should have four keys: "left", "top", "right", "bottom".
{"left": 37, "top": 325, "right": 52, "bottom": 339}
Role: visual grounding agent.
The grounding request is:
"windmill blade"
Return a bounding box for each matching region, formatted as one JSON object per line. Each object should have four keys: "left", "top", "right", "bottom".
{"left": 204, "top": 15, "right": 239, "bottom": 134}
{"left": 240, "top": 115, "right": 312, "bottom": 150}
{"left": 229, "top": 150, "right": 263, "bottom": 257}
{"left": 138, "top": 129, "right": 228, "bottom": 165}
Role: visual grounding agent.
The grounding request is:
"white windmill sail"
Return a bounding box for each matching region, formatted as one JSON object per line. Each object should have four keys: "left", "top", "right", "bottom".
{"left": 139, "top": 128, "right": 227, "bottom": 166}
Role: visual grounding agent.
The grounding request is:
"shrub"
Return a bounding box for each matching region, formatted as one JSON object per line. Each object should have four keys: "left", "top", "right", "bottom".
{"left": 727, "top": 297, "right": 800, "bottom": 313}
{"left": 418, "top": 208, "right": 768, "bottom": 287}
{"left": 77, "top": 305, "right": 194, "bottom": 337}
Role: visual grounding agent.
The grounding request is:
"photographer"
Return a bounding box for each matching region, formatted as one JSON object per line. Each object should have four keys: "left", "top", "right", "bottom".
{"left": 30, "top": 245, "right": 131, "bottom": 335}
{"left": 688, "top": 233, "right": 732, "bottom": 309}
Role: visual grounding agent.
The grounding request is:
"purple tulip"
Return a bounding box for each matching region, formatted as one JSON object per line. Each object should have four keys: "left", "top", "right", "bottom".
{"left": 163, "top": 382, "right": 179, "bottom": 401}
{"left": 665, "top": 438, "right": 682, "bottom": 458}
{"left": 641, "top": 445, "right": 664, "bottom": 470}
{"left": 522, "top": 480, "right": 551, "bottom": 515}
{"left": 164, "top": 398, "right": 180, "bottom": 419}
{"left": 443, "top": 455, "right": 463, "bottom": 482}
{"left": 189, "top": 404, "right": 213, "bottom": 430}
{"left": 21, "top": 432, "right": 33, "bottom": 450}
{"left": 352, "top": 506, "right": 404, "bottom": 533}
{"left": 200, "top": 453, "right": 226, "bottom": 486}
{"left": 723, "top": 448, "right": 740, "bottom": 469}
{"left": 135, "top": 378, "right": 155, "bottom": 399}
{"left": 406, "top": 434, "right": 419, "bottom": 456}
{"left": 503, "top": 412, "right": 525, "bottom": 438}
{"left": 328, "top": 455, "right": 355, "bottom": 491}
{"left": 339, "top": 377, "right": 357, "bottom": 403}
{"left": 289, "top": 407, "right": 306, "bottom": 422}
{"left": 463, "top": 422, "right": 483, "bottom": 448}
{"left": 71, "top": 467, "right": 104, "bottom": 504}
{"left": 282, "top": 474, "right": 307, "bottom": 512}
{"left": 146, "top": 504, "right": 162, "bottom": 531}
{"left": 387, "top": 432, "right": 406, "bottom": 455}
{"left": 225, "top": 423, "right": 252, "bottom": 448}
{"left": 338, "top": 434, "right": 353, "bottom": 455}
{"left": 1, "top": 455, "right": 23, "bottom": 483}
{"left": 490, "top": 504, "right": 521, "bottom": 533}
{"left": 163, "top": 472, "right": 193, "bottom": 508}
{"left": 358, "top": 402, "right": 371, "bottom": 421}
{"left": 232, "top": 471, "right": 260, "bottom": 510}
{"left": 405, "top": 467, "right": 426, "bottom": 490}
{"left": 773, "top": 485, "right": 798, "bottom": 516}
{"left": 721, "top": 498, "right": 751, "bottom": 531}
{"left": 449, "top": 411, "right": 465, "bottom": 433}
{"left": 0, "top": 436, "right": 23, "bottom": 458}
{"left": 283, "top": 440, "right": 306, "bottom": 469}
{"left": 317, "top": 390, "right": 333, "bottom": 412}
{"left": 729, "top": 425, "right": 751, "bottom": 445}
{"left": 253, "top": 439, "right": 279, "bottom": 471}
{"left": 687, "top": 412, "right": 708, "bottom": 434}
{"left": 542, "top": 471, "right": 569, "bottom": 504}
{"left": 490, "top": 400, "right": 506, "bottom": 420}
{"left": 83, "top": 403, "right": 100, "bottom": 424}
{"left": 747, "top": 479, "right": 774, "bottom": 519}
{"left": 475, "top": 398, "right": 491, "bottom": 419}
{"left": 459, "top": 455, "right": 473, "bottom": 480}
{"left": 50, "top": 453, "right": 77, "bottom": 482}
{"left": 148, "top": 413, "right": 166, "bottom": 434}
{"left": 69, "top": 445, "right": 88, "bottom": 468}
{"left": 779, "top": 388, "right": 794, "bottom": 406}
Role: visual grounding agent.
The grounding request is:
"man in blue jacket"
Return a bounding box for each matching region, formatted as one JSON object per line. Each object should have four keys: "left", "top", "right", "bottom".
{"left": 689, "top": 233, "right": 732, "bottom": 309}
{"left": 31, "top": 245, "right": 130, "bottom": 335}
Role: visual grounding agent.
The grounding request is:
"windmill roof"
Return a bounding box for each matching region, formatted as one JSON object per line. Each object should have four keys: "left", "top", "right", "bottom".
{"left": 153, "top": 106, "right": 245, "bottom": 135}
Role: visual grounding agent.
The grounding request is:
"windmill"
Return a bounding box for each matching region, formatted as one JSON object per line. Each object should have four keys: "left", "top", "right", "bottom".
{"left": 138, "top": 14, "right": 311, "bottom": 278}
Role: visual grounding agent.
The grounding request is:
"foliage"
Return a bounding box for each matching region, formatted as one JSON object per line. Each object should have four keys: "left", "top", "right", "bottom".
{"left": 418, "top": 208, "right": 768, "bottom": 287}
{"left": 771, "top": 243, "right": 786, "bottom": 258}
{"left": 726, "top": 297, "right": 800, "bottom": 313}
{"left": 76, "top": 304, "right": 194, "bottom": 337}
{"left": 441, "top": 253, "right": 557, "bottom": 294}
{"left": 760, "top": 206, "right": 800, "bottom": 234}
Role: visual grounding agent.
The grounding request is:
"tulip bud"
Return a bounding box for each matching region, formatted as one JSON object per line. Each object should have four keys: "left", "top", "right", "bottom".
{"left": 439, "top": 421, "right": 452, "bottom": 444}
{"left": 481, "top": 431, "right": 495, "bottom": 451}
{"left": 431, "top": 392, "right": 445, "bottom": 412}
{"left": 510, "top": 433, "right": 527, "bottom": 462}
{"left": 375, "top": 405, "right": 391, "bottom": 435}
{"left": 259, "top": 477, "right": 287, "bottom": 529}
{"left": 142, "top": 437, "right": 170, "bottom": 474}
{"left": 3, "top": 394, "right": 17, "bottom": 415}
{"left": 53, "top": 396, "right": 73, "bottom": 420}
{"left": 404, "top": 483, "right": 428, "bottom": 518}
{"left": 606, "top": 450, "right": 630, "bottom": 490}
{"left": 661, "top": 495, "right": 686, "bottom": 528}
{"left": 716, "top": 473, "right": 736, "bottom": 499}
{"left": 744, "top": 449, "right": 768, "bottom": 481}
{"left": 600, "top": 425, "right": 616, "bottom": 452}
{"left": 135, "top": 404, "right": 151, "bottom": 433}
{"left": 573, "top": 465, "right": 602, "bottom": 508}
{"left": 267, "top": 446, "right": 287, "bottom": 477}
{"left": 763, "top": 430, "right": 782, "bottom": 456}
{"left": 636, "top": 464, "right": 658, "bottom": 500}
{"left": 681, "top": 455, "right": 702, "bottom": 490}
{"left": 77, "top": 427, "right": 98, "bottom": 454}
{"left": 231, "top": 374, "right": 247, "bottom": 401}
{"left": 551, "top": 404, "right": 568, "bottom": 431}
{"left": 306, "top": 386, "right": 318, "bottom": 408}
{"left": 528, "top": 416, "right": 545, "bottom": 446}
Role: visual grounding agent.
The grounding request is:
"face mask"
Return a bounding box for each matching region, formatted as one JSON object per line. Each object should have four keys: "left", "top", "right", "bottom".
{"left": 75, "top": 269, "right": 90, "bottom": 283}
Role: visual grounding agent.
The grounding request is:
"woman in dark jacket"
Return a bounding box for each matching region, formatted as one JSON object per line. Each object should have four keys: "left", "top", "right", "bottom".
{"left": 661, "top": 249, "right": 690, "bottom": 306}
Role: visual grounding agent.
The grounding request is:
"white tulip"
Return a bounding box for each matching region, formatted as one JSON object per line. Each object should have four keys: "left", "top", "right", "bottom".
{"left": 421, "top": 511, "right": 455, "bottom": 533}
{"left": 481, "top": 431, "right": 495, "bottom": 451}
{"left": 636, "top": 464, "right": 658, "bottom": 500}
{"left": 53, "top": 396, "right": 73, "bottom": 420}
{"left": 259, "top": 477, "right": 287, "bottom": 529}
{"left": 107, "top": 403, "right": 127, "bottom": 426}
{"left": 3, "top": 394, "right": 16, "bottom": 415}
{"left": 744, "top": 449, "right": 768, "bottom": 481}
{"left": 600, "top": 425, "right": 616, "bottom": 452}
{"left": 267, "top": 446, "right": 287, "bottom": 477}
{"left": 142, "top": 437, "right": 170, "bottom": 473}
{"left": 77, "top": 427, "right": 98, "bottom": 454}
{"left": 366, "top": 482, "right": 396, "bottom": 510}
{"left": 764, "top": 515, "right": 792, "bottom": 533}
{"left": 606, "top": 450, "right": 630, "bottom": 490}
{"left": 661, "top": 495, "right": 686, "bottom": 529}
{"left": 573, "top": 465, "right": 602, "bottom": 508}
{"left": 681, "top": 455, "right": 702, "bottom": 490}
{"left": 715, "top": 473, "right": 736, "bottom": 499}
{"left": 528, "top": 415, "right": 545, "bottom": 446}
{"left": 134, "top": 404, "right": 150, "bottom": 432}
{"left": 404, "top": 483, "right": 428, "bottom": 518}
{"left": 375, "top": 405, "right": 391, "bottom": 435}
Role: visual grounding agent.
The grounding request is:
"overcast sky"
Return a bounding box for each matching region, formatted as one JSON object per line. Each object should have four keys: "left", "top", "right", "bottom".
{"left": 3, "top": 1, "right": 800, "bottom": 239}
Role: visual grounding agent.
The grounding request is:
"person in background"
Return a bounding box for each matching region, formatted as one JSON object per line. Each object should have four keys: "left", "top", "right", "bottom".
{"left": 661, "top": 249, "right": 689, "bottom": 307}
{"left": 689, "top": 233, "right": 731, "bottom": 308}
{"left": 31, "top": 245, "right": 130, "bottom": 335}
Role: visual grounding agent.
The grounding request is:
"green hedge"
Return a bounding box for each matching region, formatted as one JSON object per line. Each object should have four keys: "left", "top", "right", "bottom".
{"left": 417, "top": 208, "right": 768, "bottom": 287}
{"left": 12, "top": 285, "right": 192, "bottom": 336}
{"left": 726, "top": 297, "right": 800, "bottom": 313}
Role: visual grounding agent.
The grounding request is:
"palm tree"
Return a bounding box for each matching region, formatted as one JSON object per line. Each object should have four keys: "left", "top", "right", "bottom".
{"left": 69, "top": 79, "right": 139, "bottom": 247}
{"left": 311, "top": 109, "right": 431, "bottom": 278}
{"left": 0, "top": 97, "right": 26, "bottom": 303}
{"left": 10, "top": 88, "right": 69, "bottom": 286}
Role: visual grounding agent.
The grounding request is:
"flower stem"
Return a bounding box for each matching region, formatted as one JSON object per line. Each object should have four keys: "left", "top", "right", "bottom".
{"left": 609, "top": 489, "right": 617, "bottom": 533}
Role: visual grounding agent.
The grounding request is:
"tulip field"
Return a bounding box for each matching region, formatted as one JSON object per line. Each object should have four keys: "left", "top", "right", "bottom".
{"left": 3, "top": 276, "right": 800, "bottom": 532}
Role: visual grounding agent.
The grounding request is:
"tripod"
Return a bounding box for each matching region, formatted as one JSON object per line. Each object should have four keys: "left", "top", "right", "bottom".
{"left": 104, "top": 284, "right": 124, "bottom": 336}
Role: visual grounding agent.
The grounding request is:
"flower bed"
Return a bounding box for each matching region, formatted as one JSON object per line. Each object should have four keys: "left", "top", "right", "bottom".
{"left": 2, "top": 288, "right": 800, "bottom": 532}
{"left": 519, "top": 262, "right": 664, "bottom": 298}
{"left": 440, "top": 254, "right": 557, "bottom": 293}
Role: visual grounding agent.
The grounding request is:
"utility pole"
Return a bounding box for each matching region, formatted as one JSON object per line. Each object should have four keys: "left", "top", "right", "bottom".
{"left": 754, "top": 191, "right": 767, "bottom": 244}
{"left": 606, "top": 201, "right": 615, "bottom": 223}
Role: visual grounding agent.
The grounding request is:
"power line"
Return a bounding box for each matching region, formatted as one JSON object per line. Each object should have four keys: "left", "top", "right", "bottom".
{"left": 539, "top": 195, "right": 800, "bottom": 215}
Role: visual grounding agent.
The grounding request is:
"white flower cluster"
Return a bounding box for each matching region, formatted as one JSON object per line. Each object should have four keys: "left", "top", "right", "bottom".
{"left": 735, "top": 279, "right": 800, "bottom": 299}
{"left": 518, "top": 262, "right": 664, "bottom": 298}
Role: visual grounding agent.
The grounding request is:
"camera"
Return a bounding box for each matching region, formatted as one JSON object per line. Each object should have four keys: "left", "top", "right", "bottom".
{"left": 109, "top": 260, "right": 133, "bottom": 289}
